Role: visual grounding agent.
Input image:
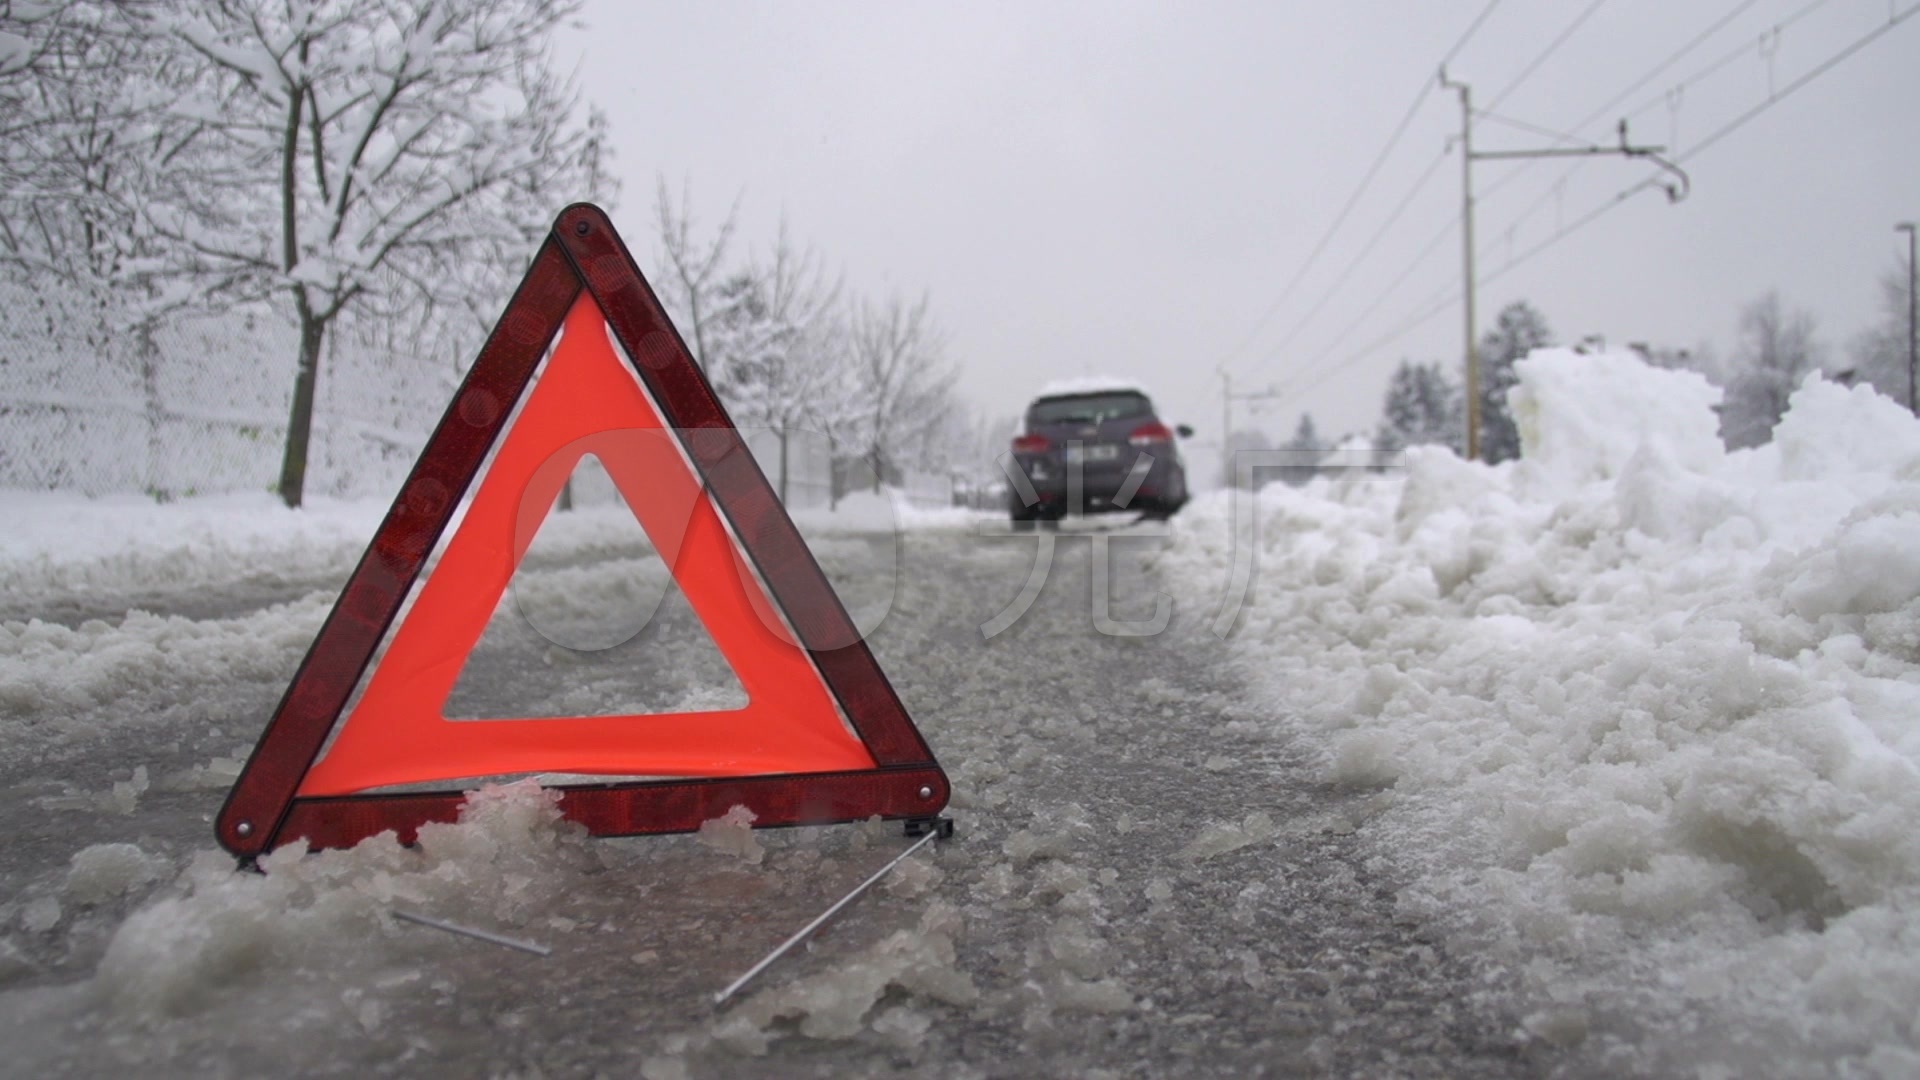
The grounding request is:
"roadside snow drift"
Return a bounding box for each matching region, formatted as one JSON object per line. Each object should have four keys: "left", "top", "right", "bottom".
{"left": 1160, "top": 349, "right": 1920, "bottom": 1076}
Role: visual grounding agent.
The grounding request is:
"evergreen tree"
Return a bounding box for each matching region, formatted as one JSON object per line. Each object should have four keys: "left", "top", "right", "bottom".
{"left": 1477, "top": 301, "right": 1553, "bottom": 463}
{"left": 1721, "top": 291, "right": 1822, "bottom": 449}
{"left": 1278, "top": 412, "right": 1324, "bottom": 487}
{"left": 1221, "top": 427, "right": 1272, "bottom": 489}
{"left": 1374, "top": 359, "right": 1462, "bottom": 454}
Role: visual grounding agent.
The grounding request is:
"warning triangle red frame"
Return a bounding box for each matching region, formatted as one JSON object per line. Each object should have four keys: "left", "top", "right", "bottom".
{"left": 216, "top": 204, "right": 949, "bottom": 859}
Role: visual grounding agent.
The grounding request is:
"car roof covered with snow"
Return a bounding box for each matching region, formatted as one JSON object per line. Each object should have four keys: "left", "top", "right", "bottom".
{"left": 1030, "top": 375, "right": 1155, "bottom": 401}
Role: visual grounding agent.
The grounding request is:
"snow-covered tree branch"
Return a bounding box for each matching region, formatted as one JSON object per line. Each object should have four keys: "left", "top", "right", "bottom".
{"left": 122, "top": 0, "right": 610, "bottom": 506}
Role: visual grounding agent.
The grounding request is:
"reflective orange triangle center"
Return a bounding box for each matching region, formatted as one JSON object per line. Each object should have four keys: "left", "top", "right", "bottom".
{"left": 297, "top": 295, "right": 874, "bottom": 796}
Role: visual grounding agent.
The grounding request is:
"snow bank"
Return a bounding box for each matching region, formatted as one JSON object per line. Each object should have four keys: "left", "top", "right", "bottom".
{"left": 0, "top": 491, "right": 384, "bottom": 600}
{"left": 1, "top": 483, "right": 991, "bottom": 603}
{"left": 94, "top": 781, "right": 599, "bottom": 1019}
{"left": 1158, "top": 348, "right": 1920, "bottom": 1074}
{"left": 791, "top": 489, "right": 991, "bottom": 535}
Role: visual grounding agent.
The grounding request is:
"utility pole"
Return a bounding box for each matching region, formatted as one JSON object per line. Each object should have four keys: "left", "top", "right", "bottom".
{"left": 1899, "top": 221, "right": 1917, "bottom": 414}
{"left": 1218, "top": 370, "right": 1285, "bottom": 487}
{"left": 1438, "top": 69, "right": 1689, "bottom": 462}
{"left": 1440, "top": 72, "right": 1479, "bottom": 462}
{"left": 1220, "top": 370, "right": 1232, "bottom": 488}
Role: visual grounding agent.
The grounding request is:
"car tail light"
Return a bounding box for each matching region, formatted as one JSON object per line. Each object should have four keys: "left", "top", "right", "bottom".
{"left": 1128, "top": 422, "right": 1174, "bottom": 447}
{"left": 1012, "top": 434, "right": 1050, "bottom": 454}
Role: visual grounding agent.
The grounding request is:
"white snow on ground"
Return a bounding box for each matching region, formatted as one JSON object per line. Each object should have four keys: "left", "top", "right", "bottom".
{"left": 1158, "top": 348, "right": 1920, "bottom": 1076}
{"left": 0, "top": 484, "right": 989, "bottom": 770}
{"left": 1, "top": 486, "right": 988, "bottom": 602}
{"left": 95, "top": 781, "right": 604, "bottom": 1019}
{"left": 1, "top": 492, "right": 385, "bottom": 599}
{"left": 790, "top": 489, "right": 992, "bottom": 536}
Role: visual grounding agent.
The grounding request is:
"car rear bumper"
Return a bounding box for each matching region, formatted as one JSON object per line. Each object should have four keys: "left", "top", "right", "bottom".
{"left": 1007, "top": 450, "right": 1184, "bottom": 514}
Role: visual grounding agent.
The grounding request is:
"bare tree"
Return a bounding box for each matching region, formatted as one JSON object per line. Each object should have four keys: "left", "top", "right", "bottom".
{"left": 1847, "top": 267, "right": 1914, "bottom": 407}
{"left": 1721, "top": 291, "right": 1822, "bottom": 449}
{"left": 652, "top": 176, "right": 741, "bottom": 375}
{"left": 707, "top": 222, "right": 845, "bottom": 503}
{"left": 848, "top": 293, "right": 956, "bottom": 493}
{"left": 145, "top": 0, "right": 606, "bottom": 506}
{"left": 0, "top": 1, "right": 186, "bottom": 288}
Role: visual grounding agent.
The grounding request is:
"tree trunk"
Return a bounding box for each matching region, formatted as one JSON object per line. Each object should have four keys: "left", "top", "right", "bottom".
{"left": 277, "top": 306, "right": 326, "bottom": 508}
{"left": 777, "top": 428, "right": 790, "bottom": 505}
{"left": 136, "top": 318, "right": 164, "bottom": 500}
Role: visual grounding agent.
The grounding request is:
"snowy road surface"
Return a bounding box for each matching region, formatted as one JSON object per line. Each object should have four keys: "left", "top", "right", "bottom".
{"left": 10, "top": 348, "right": 1920, "bottom": 1076}
{"left": 0, "top": 515, "right": 1555, "bottom": 1078}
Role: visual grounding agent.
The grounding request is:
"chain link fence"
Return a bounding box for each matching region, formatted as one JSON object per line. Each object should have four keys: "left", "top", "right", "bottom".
{"left": 0, "top": 278, "right": 441, "bottom": 499}
{"left": 0, "top": 278, "right": 840, "bottom": 509}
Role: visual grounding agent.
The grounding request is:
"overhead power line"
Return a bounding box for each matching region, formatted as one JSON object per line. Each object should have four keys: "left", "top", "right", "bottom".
{"left": 1482, "top": 0, "right": 1612, "bottom": 114}
{"left": 1266, "top": 0, "right": 1919, "bottom": 408}
{"left": 1619, "top": 0, "right": 1838, "bottom": 127}
{"left": 1474, "top": 110, "right": 1597, "bottom": 147}
{"left": 1259, "top": 148, "right": 1453, "bottom": 362}
{"left": 1485, "top": 0, "right": 1920, "bottom": 289}
{"left": 1282, "top": 220, "right": 1461, "bottom": 393}
{"left": 1477, "top": 0, "right": 1793, "bottom": 207}
{"left": 1212, "top": 0, "right": 1503, "bottom": 374}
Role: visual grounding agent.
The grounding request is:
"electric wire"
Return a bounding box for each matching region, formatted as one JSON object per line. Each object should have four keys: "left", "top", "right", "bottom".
{"left": 1618, "top": 0, "right": 1839, "bottom": 128}
{"left": 1473, "top": 110, "right": 1599, "bottom": 147}
{"left": 1482, "top": 0, "right": 1612, "bottom": 115}
{"left": 1477, "top": 0, "right": 1796, "bottom": 206}
{"left": 1484, "top": 0, "right": 1919, "bottom": 290}
{"left": 1571, "top": 0, "right": 1769, "bottom": 127}
{"left": 1258, "top": 147, "right": 1454, "bottom": 364}
{"left": 1211, "top": 0, "right": 1503, "bottom": 374}
{"left": 1266, "top": 1, "right": 1918, "bottom": 404}
{"left": 1282, "top": 217, "right": 1460, "bottom": 392}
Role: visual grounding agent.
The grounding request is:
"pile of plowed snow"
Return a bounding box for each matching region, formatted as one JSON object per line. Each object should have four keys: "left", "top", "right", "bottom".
{"left": 1158, "top": 350, "right": 1920, "bottom": 1076}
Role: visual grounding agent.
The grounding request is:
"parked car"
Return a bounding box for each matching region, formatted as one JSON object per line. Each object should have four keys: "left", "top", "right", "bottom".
{"left": 1006, "top": 384, "right": 1192, "bottom": 526}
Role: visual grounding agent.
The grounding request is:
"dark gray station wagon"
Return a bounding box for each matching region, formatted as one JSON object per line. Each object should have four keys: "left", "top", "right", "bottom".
{"left": 1006, "top": 387, "right": 1192, "bottom": 526}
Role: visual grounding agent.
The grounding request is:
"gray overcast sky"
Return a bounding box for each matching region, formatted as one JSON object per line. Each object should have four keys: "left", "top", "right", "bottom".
{"left": 560, "top": 1, "right": 1919, "bottom": 473}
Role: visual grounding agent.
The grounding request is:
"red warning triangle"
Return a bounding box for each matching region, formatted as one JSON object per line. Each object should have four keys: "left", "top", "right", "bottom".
{"left": 217, "top": 204, "right": 948, "bottom": 858}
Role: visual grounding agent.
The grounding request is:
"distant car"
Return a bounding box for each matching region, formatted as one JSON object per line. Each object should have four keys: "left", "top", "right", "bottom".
{"left": 1006, "top": 385, "right": 1192, "bottom": 526}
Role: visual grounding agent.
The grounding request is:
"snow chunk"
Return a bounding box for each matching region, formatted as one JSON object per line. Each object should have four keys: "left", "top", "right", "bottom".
{"left": 65, "top": 843, "right": 166, "bottom": 905}
{"left": 696, "top": 805, "right": 765, "bottom": 865}
{"left": 108, "top": 766, "right": 150, "bottom": 815}
{"left": 21, "top": 897, "right": 61, "bottom": 933}
{"left": 1328, "top": 730, "right": 1401, "bottom": 788}
{"left": 1001, "top": 806, "right": 1092, "bottom": 866}
{"left": 0, "top": 937, "right": 34, "bottom": 985}
{"left": 716, "top": 903, "right": 976, "bottom": 1053}
{"left": 639, "top": 1055, "right": 690, "bottom": 1080}
{"left": 95, "top": 780, "right": 597, "bottom": 1018}
{"left": 1179, "top": 812, "right": 1277, "bottom": 862}
{"left": 1510, "top": 348, "right": 1724, "bottom": 487}
{"left": 1043, "top": 973, "right": 1134, "bottom": 1014}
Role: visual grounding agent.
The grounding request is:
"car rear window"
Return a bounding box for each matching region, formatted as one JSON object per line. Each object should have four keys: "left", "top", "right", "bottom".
{"left": 1027, "top": 392, "right": 1151, "bottom": 426}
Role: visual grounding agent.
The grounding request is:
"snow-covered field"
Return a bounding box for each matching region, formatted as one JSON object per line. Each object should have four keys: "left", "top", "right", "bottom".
{"left": 1160, "top": 350, "right": 1920, "bottom": 1075}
